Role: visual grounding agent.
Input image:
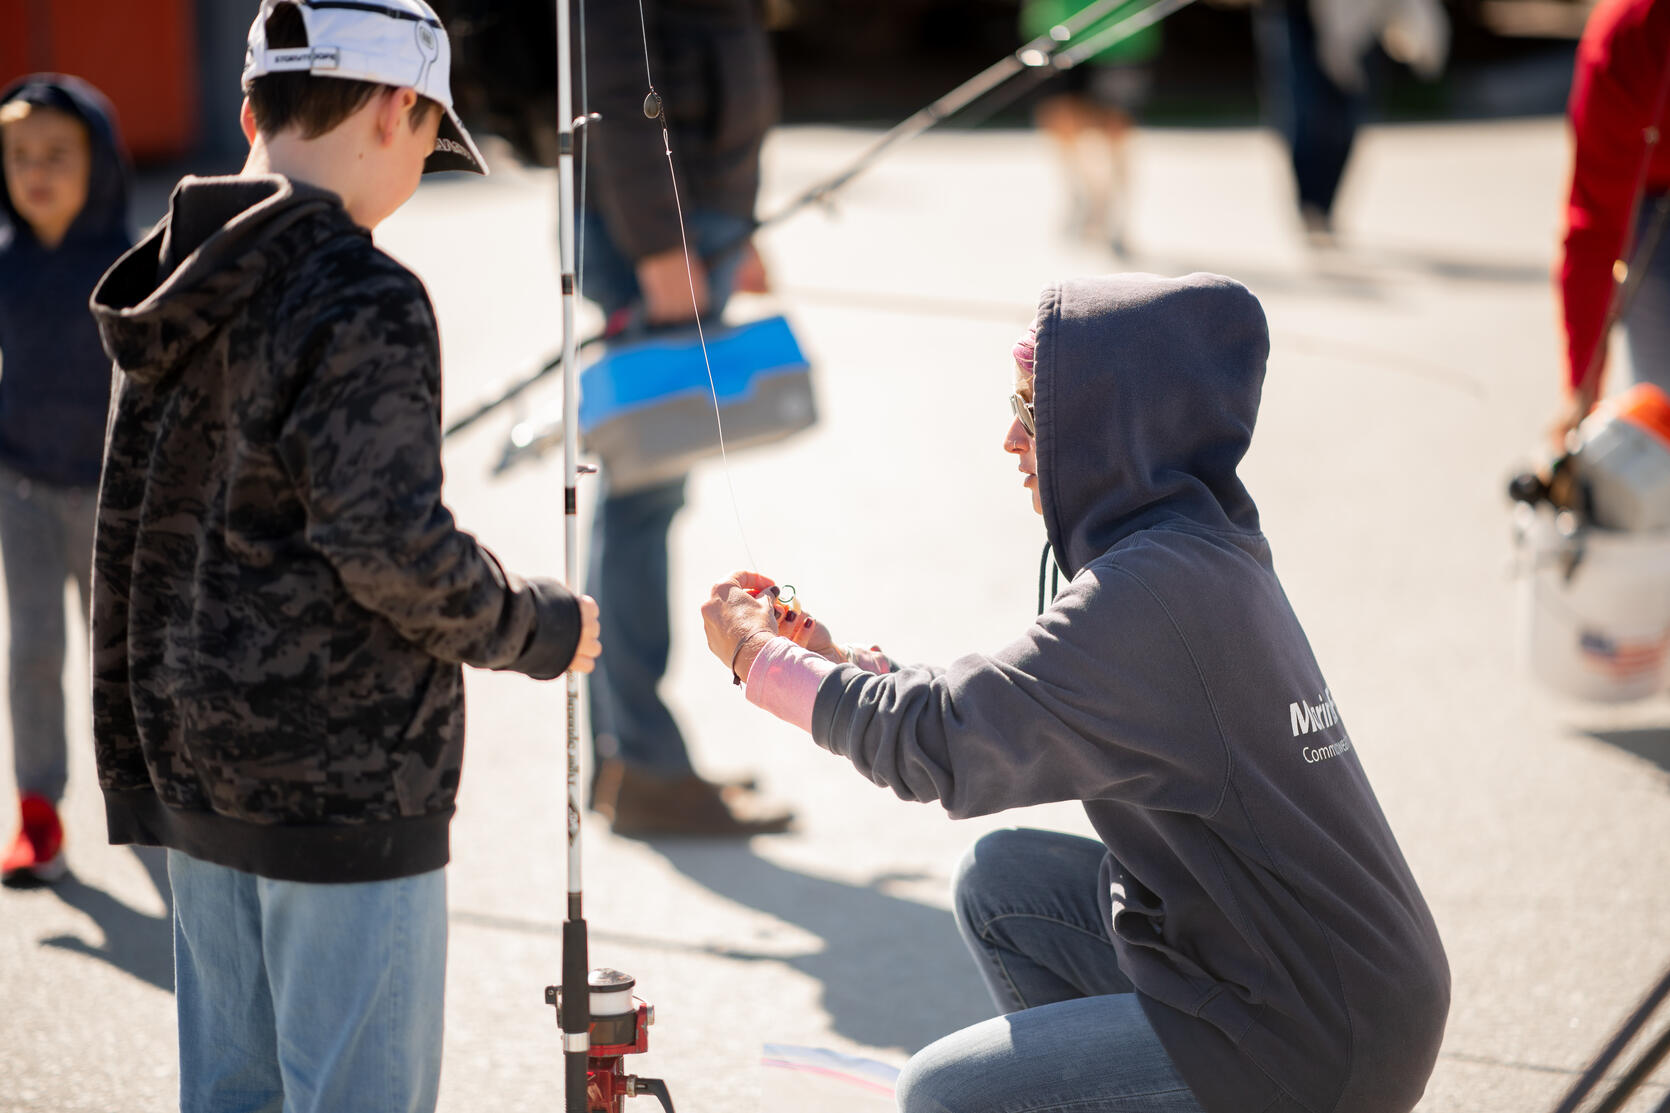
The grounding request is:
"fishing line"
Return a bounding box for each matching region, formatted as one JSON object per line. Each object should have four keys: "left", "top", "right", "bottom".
{"left": 631, "top": 0, "right": 764, "bottom": 577}
{"left": 609, "top": 0, "right": 1198, "bottom": 581}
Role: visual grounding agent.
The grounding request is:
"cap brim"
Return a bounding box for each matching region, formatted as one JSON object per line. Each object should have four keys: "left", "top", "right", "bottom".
{"left": 425, "top": 106, "right": 487, "bottom": 175}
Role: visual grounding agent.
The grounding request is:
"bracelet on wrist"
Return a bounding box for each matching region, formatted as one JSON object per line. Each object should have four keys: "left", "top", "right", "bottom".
{"left": 730, "top": 631, "right": 770, "bottom": 686}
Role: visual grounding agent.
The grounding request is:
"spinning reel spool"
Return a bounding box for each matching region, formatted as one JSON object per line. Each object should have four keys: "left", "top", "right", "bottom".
{"left": 547, "top": 968, "right": 676, "bottom": 1113}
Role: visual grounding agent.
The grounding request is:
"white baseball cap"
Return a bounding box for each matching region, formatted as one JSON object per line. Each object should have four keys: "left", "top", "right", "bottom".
{"left": 242, "top": 0, "right": 487, "bottom": 175}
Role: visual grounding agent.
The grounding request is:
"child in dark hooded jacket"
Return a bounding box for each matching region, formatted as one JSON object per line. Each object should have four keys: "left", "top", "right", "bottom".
{"left": 0, "top": 74, "right": 132, "bottom": 885}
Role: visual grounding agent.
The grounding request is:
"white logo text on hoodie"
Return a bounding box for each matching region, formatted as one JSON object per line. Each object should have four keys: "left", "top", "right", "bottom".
{"left": 1289, "top": 688, "right": 1352, "bottom": 764}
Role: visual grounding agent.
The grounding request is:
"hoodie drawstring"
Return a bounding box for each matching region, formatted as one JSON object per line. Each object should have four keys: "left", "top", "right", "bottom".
{"left": 1037, "top": 540, "right": 1061, "bottom": 615}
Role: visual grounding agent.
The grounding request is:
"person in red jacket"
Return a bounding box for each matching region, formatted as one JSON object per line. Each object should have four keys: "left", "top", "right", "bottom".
{"left": 1556, "top": 0, "right": 1670, "bottom": 438}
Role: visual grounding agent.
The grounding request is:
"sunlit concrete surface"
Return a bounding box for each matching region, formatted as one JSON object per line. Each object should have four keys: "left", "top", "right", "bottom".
{"left": 2, "top": 118, "right": 1667, "bottom": 1112}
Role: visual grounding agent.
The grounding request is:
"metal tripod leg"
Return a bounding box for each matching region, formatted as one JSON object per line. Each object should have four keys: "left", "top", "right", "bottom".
{"left": 1552, "top": 966, "right": 1670, "bottom": 1113}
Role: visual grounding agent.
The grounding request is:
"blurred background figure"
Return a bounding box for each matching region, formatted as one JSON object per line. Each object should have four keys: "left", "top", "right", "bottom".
{"left": 1252, "top": 0, "right": 1448, "bottom": 244}
{"left": 1020, "top": 0, "right": 1162, "bottom": 254}
{"left": 1554, "top": 0, "right": 1670, "bottom": 434}
{"left": 0, "top": 75, "right": 131, "bottom": 886}
{"left": 433, "top": 0, "right": 795, "bottom": 838}
{"left": 575, "top": 0, "right": 794, "bottom": 839}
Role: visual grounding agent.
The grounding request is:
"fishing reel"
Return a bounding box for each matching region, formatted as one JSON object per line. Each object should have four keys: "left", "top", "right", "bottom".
{"left": 546, "top": 968, "right": 676, "bottom": 1113}
{"left": 1507, "top": 453, "right": 1588, "bottom": 519}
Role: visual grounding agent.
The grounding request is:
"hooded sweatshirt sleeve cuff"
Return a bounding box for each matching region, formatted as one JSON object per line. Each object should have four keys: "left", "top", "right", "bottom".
{"left": 506, "top": 577, "right": 583, "bottom": 681}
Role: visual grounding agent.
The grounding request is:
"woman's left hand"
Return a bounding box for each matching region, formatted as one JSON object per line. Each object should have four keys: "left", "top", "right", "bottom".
{"left": 702, "top": 571, "right": 782, "bottom": 680}
{"left": 778, "top": 606, "right": 844, "bottom": 664}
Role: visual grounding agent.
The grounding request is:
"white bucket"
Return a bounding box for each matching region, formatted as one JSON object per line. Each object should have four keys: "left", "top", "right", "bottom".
{"left": 1516, "top": 506, "right": 1670, "bottom": 702}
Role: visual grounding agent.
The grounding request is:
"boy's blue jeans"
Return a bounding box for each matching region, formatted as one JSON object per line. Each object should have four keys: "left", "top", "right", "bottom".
{"left": 896, "top": 828, "right": 1203, "bottom": 1113}
{"left": 168, "top": 851, "right": 447, "bottom": 1113}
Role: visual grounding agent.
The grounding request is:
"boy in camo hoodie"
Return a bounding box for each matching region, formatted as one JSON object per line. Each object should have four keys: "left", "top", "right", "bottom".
{"left": 87, "top": 3, "right": 598, "bottom": 1109}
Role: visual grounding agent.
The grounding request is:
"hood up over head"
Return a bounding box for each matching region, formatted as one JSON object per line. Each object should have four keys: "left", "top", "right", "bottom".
{"left": 1032, "top": 272, "right": 1270, "bottom": 578}
{"left": 0, "top": 73, "right": 133, "bottom": 248}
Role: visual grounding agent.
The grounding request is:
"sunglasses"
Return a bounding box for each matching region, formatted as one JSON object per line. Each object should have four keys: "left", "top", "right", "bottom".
{"left": 1010, "top": 392, "right": 1036, "bottom": 437}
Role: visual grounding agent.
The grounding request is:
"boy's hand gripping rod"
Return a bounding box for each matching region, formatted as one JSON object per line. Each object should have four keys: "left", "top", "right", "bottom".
{"left": 443, "top": 0, "right": 1197, "bottom": 443}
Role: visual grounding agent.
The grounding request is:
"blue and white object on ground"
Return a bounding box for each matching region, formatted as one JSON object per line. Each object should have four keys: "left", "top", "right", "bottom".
{"left": 761, "top": 1044, "right": 901, "bottom": 1110}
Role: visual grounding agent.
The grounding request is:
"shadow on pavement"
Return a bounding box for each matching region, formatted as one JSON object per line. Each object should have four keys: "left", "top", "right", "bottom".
{"left": 1128, "top": 244, "right": 1548, "bottom": 302}
{"left": 654, "top": 843, "right": 993, "bottom": 1055}
{"left": 1354, "top": 246, "right": 1551, "bottom": 287}
{"left": 1583, "top": 727, "right": 1670, "bottom": 781}
{"left": 453, "top": 842, "right": 996, "bottom": 1054}
{"left": 38, "top": 845, "right": 173, "bottom": 994}
{"left": 1123, "top": 250, "right": 1391, "bottom": 303}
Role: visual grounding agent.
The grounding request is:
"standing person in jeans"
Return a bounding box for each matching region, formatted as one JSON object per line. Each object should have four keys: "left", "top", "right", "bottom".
{"left": 702, "top": 274, "right": 1450, "bottom": 1113}
{"left": 1253, "top": 0, "right": 1446, "bottom": 245}
{"left": 0, "top": 75, "right": 132, "bottom": 885}
{"left": 1554, "top": 0, "right": 1670, "bottom": 438}
{"left": 579, "top": 0, "right": 793, "bottom": 838}
{"left": 88, "top": 3, "right": 599, "bottom": 1109}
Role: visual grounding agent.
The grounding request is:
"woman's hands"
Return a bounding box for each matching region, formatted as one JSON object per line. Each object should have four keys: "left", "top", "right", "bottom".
{"left": 778, "top": 606, "right": 845, "bottom": 664}
{"left": 702, "top": 571, "right": 845, "bottom": 683}
{"left": 702, "top": 571, "right": 782, "bottom": 681}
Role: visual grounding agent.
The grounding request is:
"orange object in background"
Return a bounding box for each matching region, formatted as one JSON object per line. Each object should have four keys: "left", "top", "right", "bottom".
{"left": 0, "top": 0, "right": 199, "bottom": 163}
{"left": 1576, "top": 382, "right": 1670, "bottom": 533}
{"left": 1610, "top": 382, "right": 1670, "bottom": 452}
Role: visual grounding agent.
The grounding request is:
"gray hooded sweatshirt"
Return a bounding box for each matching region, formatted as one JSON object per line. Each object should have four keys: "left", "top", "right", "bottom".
{"left": 810, "top": 274, "right": 1449, "bottom": 1113}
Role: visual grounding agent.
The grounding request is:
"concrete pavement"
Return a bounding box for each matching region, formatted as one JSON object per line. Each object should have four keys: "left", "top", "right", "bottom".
{"left": 2, "top": 117, "right": 1667, "bottom": 1112}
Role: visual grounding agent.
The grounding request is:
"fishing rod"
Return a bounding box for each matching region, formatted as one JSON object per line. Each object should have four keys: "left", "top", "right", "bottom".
{"left": 543, "top": 0, "right": 596, "bottom": 1107}
{"left": 761, "top": 0, "right": 1184, "bottom": 222}
{"left": 541, "top": 0, "right": 680, "bottom": 1106}
{"left": 443, "top": 0, "right": 1198, "bottom": 442}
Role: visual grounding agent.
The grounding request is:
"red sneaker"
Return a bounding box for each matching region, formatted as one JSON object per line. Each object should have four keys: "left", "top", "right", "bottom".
{"left": 2, "top": 794, "right": 66, "bottom": 885}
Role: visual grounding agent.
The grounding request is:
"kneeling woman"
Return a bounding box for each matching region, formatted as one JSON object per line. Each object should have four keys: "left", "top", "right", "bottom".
{"left": 701, "top": 273, "right": 1449, "bottom": 1113}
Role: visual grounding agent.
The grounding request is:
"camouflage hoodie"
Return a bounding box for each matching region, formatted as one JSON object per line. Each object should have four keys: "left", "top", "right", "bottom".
{"left": 89, "top": 174, "right": 581, "bottom": 884}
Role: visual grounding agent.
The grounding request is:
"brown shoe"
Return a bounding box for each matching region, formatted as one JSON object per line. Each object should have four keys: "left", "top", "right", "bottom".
{"left": 592, "top": 760, "right": 793, "bottom": 839}
{"left": 588, "top": 760, "right": 755, "bottom": 808}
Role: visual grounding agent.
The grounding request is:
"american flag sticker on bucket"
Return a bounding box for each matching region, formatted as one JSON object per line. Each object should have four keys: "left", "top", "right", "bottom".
{"left": 1579, "top": 629, "right": 1670, "bottom": 680}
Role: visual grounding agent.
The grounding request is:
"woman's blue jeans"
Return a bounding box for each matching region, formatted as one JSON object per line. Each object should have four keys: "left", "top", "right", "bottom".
{"left": 896, "top": 828, "right": 1203, "bottom": 1113}
{"left": 169, "top": 852, "right": 447, "bottom": 1113}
